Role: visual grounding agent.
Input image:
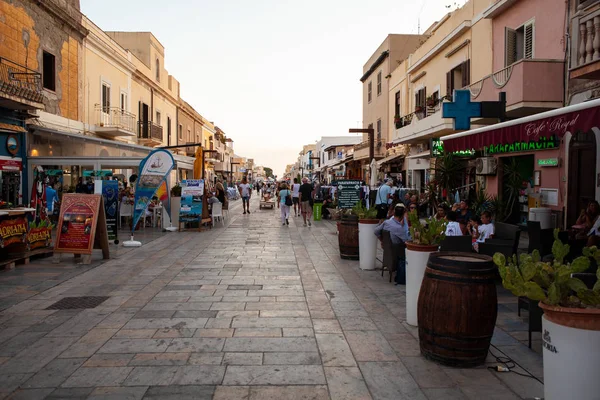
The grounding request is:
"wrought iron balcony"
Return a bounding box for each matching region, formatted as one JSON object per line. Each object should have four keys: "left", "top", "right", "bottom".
{"left": 138, "top": 121, "right": 163, "bottom": 143}
{"left": 95, "top": 106, "right": 136, "bottom": 137}
{"left": 0, "top": 57, "right": 44, "bottom": 107}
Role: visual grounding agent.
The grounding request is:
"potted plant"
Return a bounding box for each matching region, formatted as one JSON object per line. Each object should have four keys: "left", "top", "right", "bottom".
{"left": 426, "top": 96, "right": 437, "bottom": 108}
{"left": 405, "top": 212, "right": 447, "bottom": 326}
{"left": 170, "top": 183, "right": 182, "bottom": 227}
{"left": 338, "top": 208, "right": 359, "bottom": 260}
{"left": 394, "top": 114, "right": 402, "bottom": 129}
{"left": 494, "top": 232, "right": 600, "bottom": 400}
{"left": 353, "top": 202, "right": 379, "bottom": 271}
{"left": 415, "top": 105, "right": 424, "bottom": 113}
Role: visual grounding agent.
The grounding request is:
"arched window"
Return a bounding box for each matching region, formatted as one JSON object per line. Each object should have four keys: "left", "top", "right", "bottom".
{"left": 155, "top": 58, "right": 160, "bottom": 82}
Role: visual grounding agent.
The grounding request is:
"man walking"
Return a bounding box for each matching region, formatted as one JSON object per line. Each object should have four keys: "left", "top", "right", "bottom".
{"left": 238, "top": 178, "right": 251, "bottom": 214}
{"left": 291, "top": 178, "right": 301, "bottom": 216}
{"left": 375, "top": 179, "right": 393, "bottom": 220}
{"left": 299, "top": 177, "right": 314, "bottom": 227}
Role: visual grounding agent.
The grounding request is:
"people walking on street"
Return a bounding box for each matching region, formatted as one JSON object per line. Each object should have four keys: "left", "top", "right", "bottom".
{"left": 238, "top": 178, "right": 251, "bottom": 214}
{"left": 277, "top": 182, "right": 292, "bottom": 226}
{"left": 291, "top": 178, "right": 301, "bottom": 216}
{"left": 299, "top": 177, "right": 314, "bottom": 227}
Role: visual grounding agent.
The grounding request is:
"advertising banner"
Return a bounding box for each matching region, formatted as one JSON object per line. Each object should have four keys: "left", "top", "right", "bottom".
{"left": 132, "top": 150, "right": 175, "bottom": 231}
{"left": 102, "top": 180, "right": 119, "bottom": 242}
{"left": 27, "top": 219, "right": 53, "bottom": 250}
{"left": 337, "top": 180, "right": 362, "bottom": 209}
{"left": 54, "top": 194, "right": 106, "bottom": 254}
{"left": 155, "top": 180, "right": 170, "bottom": 221}
{"left": 0, "top": 217, "right": 28, "bottom": 249}
{"left": 180, "top": 179, "right": 204, "bottom": 222}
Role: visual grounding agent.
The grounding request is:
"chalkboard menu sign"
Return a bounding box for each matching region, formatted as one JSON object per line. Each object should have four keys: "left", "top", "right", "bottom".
{"left": 337, "top": 180, "right": 361, "bottom": 209}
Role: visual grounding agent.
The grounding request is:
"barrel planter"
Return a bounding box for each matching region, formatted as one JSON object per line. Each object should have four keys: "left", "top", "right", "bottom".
{"left": 539, "top": 303, "right": 600, "bottom": 400}
{"left": 405, "top": 242, "right": 439, "bottom": 326}
{"left": 338, "top": 216, "right": 359, "bottom": 260}
{"left": 358, "top": 218, "right": 379, "bottom": 270}
{"left": 417, "top": 252, "right": 497, "bottom": 367}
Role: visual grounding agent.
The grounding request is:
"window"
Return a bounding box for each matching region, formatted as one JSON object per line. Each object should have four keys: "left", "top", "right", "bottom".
{"left": 167, "top": 117, "right": 172, "bottom": 145}
{"left": 101, "top": 83, "right": 110, "bottom": 113}
{"left": 377, "top": 71, "right": 382, "bottom": 96}
{"left": 376, "top": 119, "right": 382, "bottom": 141}
{"left": 155, "top": 58, "right": 160, "bottom": 82}
{"left": 155, "top": 111, "right": 161, "bottom": 126}
{"left": 446, "top": 60, "right": 470, "bottom": 96}
{"left": 187, "top": 128, "right": 191, "bottom": 143}
{"left": 368, "top": 81, "right": 372, "bottom": 103}
{"left": 415, "top": 88, "right": 426, "bottom": 111}
{"left": 120, "top": 92, "right": 127, "bottom": 112}
{"left": 42, "top": 51, "right": 55, "bottom": 91}
{"left": 505, "top": 20, "right": 534, "bottom": 66}
{"left": 394, "top": 91, "right": 401, "bottom": 117}
{"left": 178, "top": 124, "right": 183, "bottom": 139}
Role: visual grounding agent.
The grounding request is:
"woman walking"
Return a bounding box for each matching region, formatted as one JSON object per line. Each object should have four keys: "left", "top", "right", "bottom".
{"left": 277, "top": 182, "right": 292, "bottom": 226}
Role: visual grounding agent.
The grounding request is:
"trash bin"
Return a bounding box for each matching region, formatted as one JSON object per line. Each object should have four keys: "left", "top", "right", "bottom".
{"left": 313, "top": 202, "right": 323, "bottom": 221}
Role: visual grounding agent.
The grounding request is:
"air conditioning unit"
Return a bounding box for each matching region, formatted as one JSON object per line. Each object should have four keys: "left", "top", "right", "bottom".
{"left": 476, "top": 157, "right": 498, "bottom": 175}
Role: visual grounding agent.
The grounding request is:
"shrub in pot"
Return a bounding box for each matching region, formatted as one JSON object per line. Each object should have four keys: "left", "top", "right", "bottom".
{"left": 494, "top": 230, "right": 600, "bottom": 400}
{"left": 405, "top": 213, "right": 447, "bottom": 326}
{"left": 353, "top": 202, "right": 379, "bottom": 270}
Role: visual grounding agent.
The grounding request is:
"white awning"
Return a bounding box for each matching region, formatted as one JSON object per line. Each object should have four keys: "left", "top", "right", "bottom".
{"left": 376, "top": 153, "right": 403, "bottom": 167}
{"left": 406, "top": 151, "right": 431, "bottom": 159}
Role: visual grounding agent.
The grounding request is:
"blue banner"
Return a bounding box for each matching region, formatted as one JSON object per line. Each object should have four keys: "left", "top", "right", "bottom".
{"left": 180, "top": 179, "right": 204, "bottom": 223}
{"left": 102, "top": 180, "right": 119, "bottom": 241}
{"left": 132, "top": 150, "right": 175, "bottom": 232}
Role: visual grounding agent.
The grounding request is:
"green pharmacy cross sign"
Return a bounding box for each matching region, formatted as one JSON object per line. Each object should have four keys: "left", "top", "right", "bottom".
{"left": 431, "top": 138, "right": 475, "bottom": 158}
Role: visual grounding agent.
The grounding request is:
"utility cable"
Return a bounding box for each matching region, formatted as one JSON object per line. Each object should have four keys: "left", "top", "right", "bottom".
{"left": 486, "top": 343, "right": 544, "bottom": 385}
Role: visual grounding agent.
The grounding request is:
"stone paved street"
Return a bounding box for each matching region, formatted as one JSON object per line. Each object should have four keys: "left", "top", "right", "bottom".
{"left": 0, "top": 198, "right": 544, "bottom": 399}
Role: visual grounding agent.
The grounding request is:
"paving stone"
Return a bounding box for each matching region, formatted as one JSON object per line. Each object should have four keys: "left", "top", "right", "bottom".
{"left": 22, "top": 358, "right": 86, "bottom": 388}
{"left": 402, "top": 356, "right": 454, "bottom": 389}
{"left": 46, "top": 387, "right": 95, "bottom": 399}
{"left": 421, "top": 388, "right": 468, "bottom": 399}
{"left": 123, "top": 366, "right": 179, "bottom": 386}
{"left": 0, "top": 373, "right": 35, "bottom": 396}
{"left": 114, "top": 329, "right": 157, "bottom": 338}
{"left": 129, "top": 352, "right": 190, "bottom": 366}
{"left": 62, "top": 367, "right": 133, "bottom": 387}
{"left": 133, "top": 310, "right": 176, "bottom": 319}
{"left": 213, "top": 385, "right": 250, "bottom": 400}
{"left": 223, "top": 365, "right": 326, "bottom": 385}
{"left": 442, "top": 368, "right": 522, "bottom": 400}
{"left": 224, "top": 337, "right": 318, "bottom": 352}
{"left": 262, "top": 352, "right": 321, "bottom": 365}
{"left": 98, "top": 338, "right": 172, "bottom": 353}
{"left": 247, "top": 385, "right": 329, "bottom": 400}
{"left": 122, "top": 318, "right": 208, "bottom": 330}
{"left": 142, "top": 385, "right": 215, "bottom": 399}
{"left": 325, "top": 367, "right": 372, "bottom": 400}
{"left": 5, "top": 388, "right": 55, "bottom": 400}
{"left": 338, "top": 316, "right": 378, "bottom": 331}
{"left": 315, "top": 333, "right": 357, "bottom": 367}
{"left": 224, "top": 352, "right": 263, "bottom": 365}
{"left": 0, "top": 336, "right": 79, "bottom": 373}
{"left": 0, "top": 332, "right": 47, "bottom": 356}
{"left": 312, "top": 319, "right": 342, "bottom": 333}
{"left": 84, "top": 354, "right": 135, "bottom": 367}
{"left": 60, "top": 328, "right": 119, "bottom": 358}
{"left": 87, "top": 386, "right": 148, "bottom": 400}
{"left": 171, "top": 365, "right": 226, "bottom": 385}
{"left": 194, "top": 328, "right": 235, "bottom": 337}
{"left": 187, "top": 352, "right": 224, "bottom": 365}
{"left": 260, "top": 310, "right": 311, "bottom": 317}
{"left": 233, "top": 328, "right": 282, "bottom": 337}
{"left": 142, "top": 302, "right": 212, "bottom": 311}
{"left": 345, "top": 331, "right": 398, "bottom": 361}
{"left": 232, "top": 317, "right": 312, "bottom": 328}
{"left": 217, "top": 311, "right": 259, "bottom": 318}
{"left": 205, "top": 318, "right": 233, "bottom": 328}
{"left": 283, "top": 327, "right": 314, "bottom": 337}
{"left": 152, "top": 328, "right": 196, "bottom": 338}
{"left": 359, "top": 361, "right": 427, "bottom": 400}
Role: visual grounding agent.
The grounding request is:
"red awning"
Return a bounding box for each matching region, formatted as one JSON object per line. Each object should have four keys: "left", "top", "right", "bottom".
{"left": 443, "top": 100, "right": 600, "bottom": 153}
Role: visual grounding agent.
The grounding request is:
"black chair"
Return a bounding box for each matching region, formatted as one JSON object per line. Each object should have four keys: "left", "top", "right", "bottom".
{"left": 527, "top": 220, "right": 555, "bottom": 256}
{"left": 478, "top": 242, "right": 514, "bottom": 259}
{"left": 494, "top": 222, "right": 521, "bottom": 255}
{"left": 381, "top": 230, "right": 405, "bottom": 283}
{"left": 439, "top": 235, "right": 473, "bottom": 253}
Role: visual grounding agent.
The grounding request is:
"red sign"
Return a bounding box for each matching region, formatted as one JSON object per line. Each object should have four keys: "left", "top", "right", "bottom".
{"left": 27, "top": 225, "right": 52, "bottom": 250}
{"left": 0, "top": 217, "right": 28, "bottom": 248}
{"left": 444, "top": 104, "right": 600, "bottom": 153}
{"left": 54, "top": 194, "right": 101, "bottom": 254}
{"left": 0, "top": 159, "right": 22, "bottom": 171}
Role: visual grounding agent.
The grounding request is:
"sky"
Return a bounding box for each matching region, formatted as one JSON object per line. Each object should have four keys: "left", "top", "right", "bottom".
{"left": 81, "top": 0, "right": 467, "bottom": 177}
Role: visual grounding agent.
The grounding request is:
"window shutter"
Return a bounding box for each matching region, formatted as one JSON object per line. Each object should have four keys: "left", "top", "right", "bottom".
{"left": 505, "top": 28, "right": 517, "bottom": 66}
{"left": 461, "top": 59, "right": 470, "bottom": 88}
{"left": 524, "top": 22, "right": 534, "bottom": 59}
{"left": 446, "top": 71, "right": 452, "bottom": 97}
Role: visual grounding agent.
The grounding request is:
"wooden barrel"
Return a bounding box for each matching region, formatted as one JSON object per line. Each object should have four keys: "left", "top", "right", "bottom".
{"left": 418, "top": 252, "right": 497, "bottom": 367}
{"left": 337, "top": 216, "right": 359, "bottom": 260}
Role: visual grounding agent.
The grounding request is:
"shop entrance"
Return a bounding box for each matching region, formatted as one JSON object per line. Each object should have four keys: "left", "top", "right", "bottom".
{"left": 568, "top": 131, "right": 597, "bottom": 226}
{"left": 498, "top": 154, "right": 534, "bottom": 224}
{"left": 1, "top": 171, "right": 20, "bottom": 205}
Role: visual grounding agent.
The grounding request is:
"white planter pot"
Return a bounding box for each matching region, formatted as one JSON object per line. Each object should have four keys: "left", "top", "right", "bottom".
{"left": 171, "top": 197, "right": 181, "bottom": 226}
{"left": 405, "top": 244, "right": 438, "bottom": 326}
{"left": 542, "top": 314, "right": 600, "bottom": 400}
{"left": 358, "top": 220, "right": 379, "bottom": 271}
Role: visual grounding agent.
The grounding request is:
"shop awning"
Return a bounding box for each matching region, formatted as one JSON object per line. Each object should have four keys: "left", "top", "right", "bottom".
{"left": 406, "top": 151, "right": 431, "bottom": 159}
{"left": 0, "top": 122, "right": 26, "bottom": 133}
{"left": 376, "top": 153, "right": 403, "bottom": 167}
{"left": 442, "top": 98, "right": 600, "bottom": 153}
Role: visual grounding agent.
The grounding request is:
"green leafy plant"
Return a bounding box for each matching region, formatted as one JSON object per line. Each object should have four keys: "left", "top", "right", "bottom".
{"left": 471, "top": 188, "right": 493, "bottom": 216}
{"left": 494, "top": 229, "right": 600, "bottom": 308}
{"left": 352, "top": 202, "right": 378, "bottom": 220}
{"left": 407, "top": 213, "right": 447, "bottom": 246}
{"left": 433, "top": 154, "right": 464, "bottom": 202}
{"left": 170, "top": 183, "right": 182, "bottom": 197}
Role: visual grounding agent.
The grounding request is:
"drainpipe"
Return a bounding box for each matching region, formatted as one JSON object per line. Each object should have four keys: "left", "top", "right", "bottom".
{"left": 150, "top": 88, "right": 154, "bottom": 139}
{"left": 564, "top": 0, "right": 571, "bottom": 106}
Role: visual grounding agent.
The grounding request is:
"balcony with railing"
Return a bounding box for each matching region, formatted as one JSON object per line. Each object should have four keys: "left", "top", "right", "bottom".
{"left": 570, "top": 1, "right": 600, "bottom": 79}
{"left": 352, "top": 139, "right": 385, "bottom": 161}
{"left": 95, "top": 106, "right": 136, "bottom": 137}
{"left": 393, "top": 98, "right": 456, "bottom": 144}
{"left": 468, "top": 58, "right": 564, "bottom": 117}
{"left": 0, "top": 57, "right": 44, "bottom": 110}
{"left": 137, "top": 121, "right": 163, "bottom": 146}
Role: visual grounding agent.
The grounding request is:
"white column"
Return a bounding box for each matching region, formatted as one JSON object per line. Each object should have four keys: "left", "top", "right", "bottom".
{"left": 586, "top": 20, "right": 594, "bottom": 63}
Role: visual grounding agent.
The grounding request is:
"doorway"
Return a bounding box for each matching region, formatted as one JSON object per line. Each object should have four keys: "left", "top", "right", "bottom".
{"left": 568, "top": 130, "right": 597, "bottom": 226}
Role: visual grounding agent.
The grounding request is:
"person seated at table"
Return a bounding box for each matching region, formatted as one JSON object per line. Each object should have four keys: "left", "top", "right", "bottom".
{"left": 470, "top": 211, "right": 495, "bottom": 252}
{"left": 587, "top": 215, "right": 600, "bottom": 247}
{"left": 145, "top": 196, "right": 159, "bottom": 226}
{"left": 374, "top": 204, "right": 410, "bottom": 285}
{"left": 387, "top": 192, "right": 402, "bottom": 219}
{"left": 445, "top": 210, "right": 462, "bottom": 236}
{"left": 456, "top": 200, "right": 472, "bottom": 235}
{"left": 434, "top": 204, "right": 448, "bottom": 220}
{"left": 576, "top": 201, "right": 600, "bottom": 238}
{"left": 322, "top": 195, "right": 335, "bottom": 220}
